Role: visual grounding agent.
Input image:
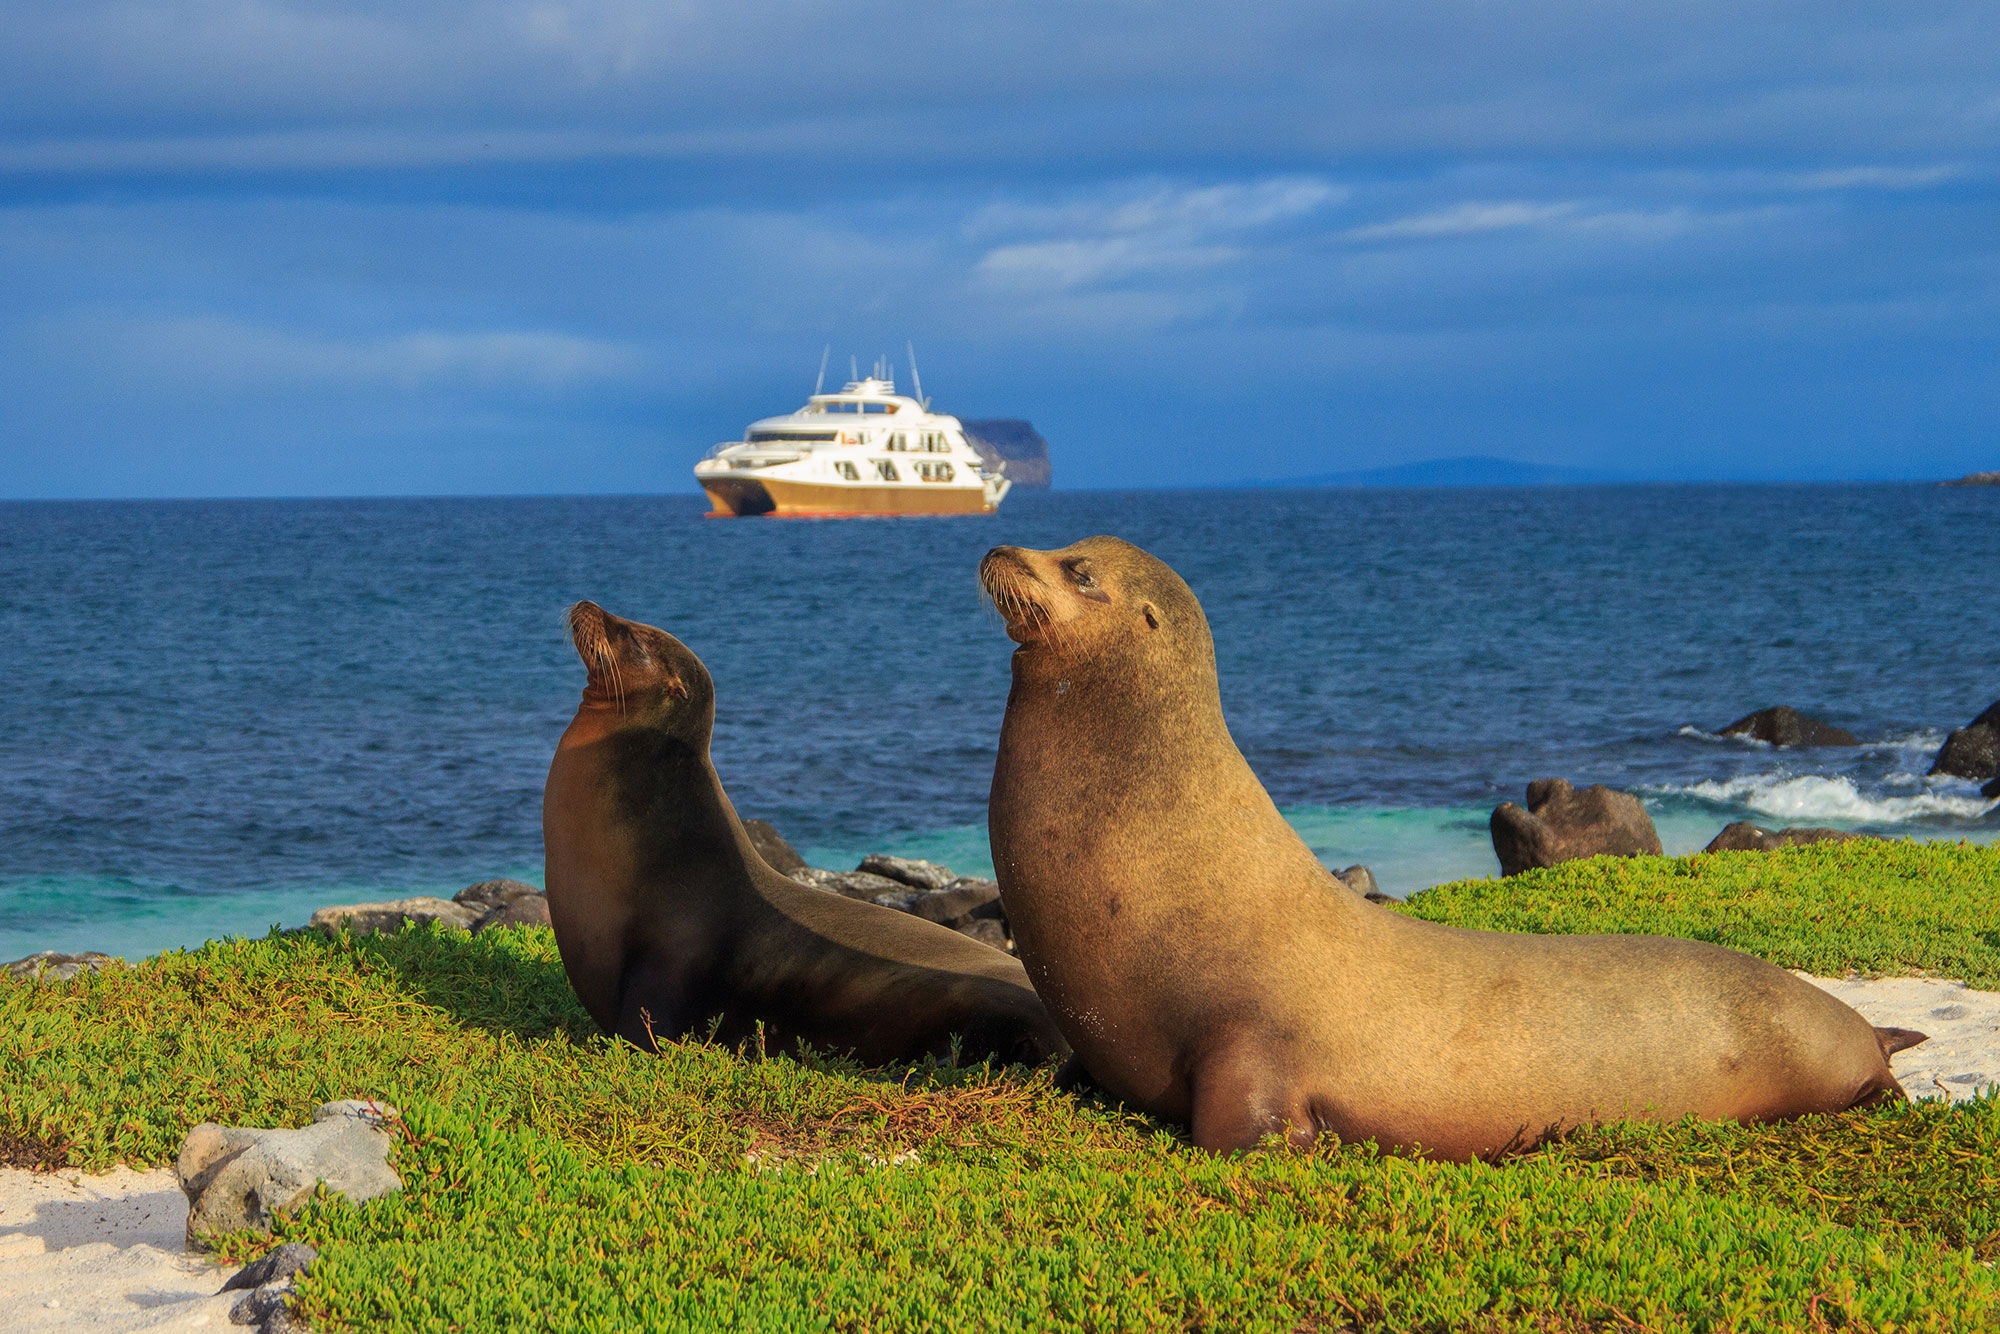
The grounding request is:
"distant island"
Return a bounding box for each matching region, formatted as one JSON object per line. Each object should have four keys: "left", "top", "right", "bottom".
{"left": 1942, "top": 470, "right": 2000, "bottom": 487}
{"left": 961, "top": 419, "right": 1052, "bottom": 489}
{"left": 1237, "top": 455, "right": 1620, "bottom": 489}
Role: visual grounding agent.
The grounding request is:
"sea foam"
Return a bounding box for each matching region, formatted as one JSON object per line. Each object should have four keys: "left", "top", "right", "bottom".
{"left": 1668, "top": 773, "right": 1997, "bottom": 825}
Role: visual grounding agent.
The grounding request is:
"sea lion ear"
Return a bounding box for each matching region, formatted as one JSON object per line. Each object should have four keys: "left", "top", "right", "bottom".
{"left": 1142, "top": 604, "right": 1160, "bottom": 630}
{"left": 662, "top": 674, "right": 689, "bottom": 700}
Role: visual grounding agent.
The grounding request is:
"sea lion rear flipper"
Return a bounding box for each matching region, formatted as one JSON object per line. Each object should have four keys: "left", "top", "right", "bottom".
{"left": 1874, "top": 1026, "right": 1928, "bottom": 1057}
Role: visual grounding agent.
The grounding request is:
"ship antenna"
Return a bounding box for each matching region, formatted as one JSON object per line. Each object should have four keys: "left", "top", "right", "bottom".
{"left": 813, "top": 344, "right": 829, "bottom": 395}
{"left": 906, "top": 341, "right": 926, "bottom": 407}
{"left": 850, "top": 355, "right": 859, "bottom": 383}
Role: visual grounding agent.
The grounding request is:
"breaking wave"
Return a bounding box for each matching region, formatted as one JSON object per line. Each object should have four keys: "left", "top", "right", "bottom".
{"left": 1663, "top": 773, "right": 1997, "bottom": 825}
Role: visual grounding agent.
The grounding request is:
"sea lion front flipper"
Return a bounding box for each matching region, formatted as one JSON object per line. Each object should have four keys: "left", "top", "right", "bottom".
{"left": 1874, "top": 1026, "right": 1928, "bottom": 1057}
{"left": 1052, "top": 1054, "right": 1100, "bottom": 1095}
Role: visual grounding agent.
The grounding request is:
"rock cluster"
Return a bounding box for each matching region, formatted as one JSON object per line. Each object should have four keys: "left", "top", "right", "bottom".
{"left": 1490, "top": 779, "right": 1663, "bottom": 876}
{"left": 1719, "top": 706, "right": 1857, "bottom": 747}
{"left": 308, "top": 879, "right": 550, "bottom": 937}
{"left": 1930, "top": 700, "right": 2000, "bottom": 795}
{"left": 1, "top": 951, "right": 123, "bottom": 984}
{"left": 752, "top": 823, "right": 1014, "bottom": 949}
{"left": 176, "top": 1100, "right": 401, "bottom": 1243}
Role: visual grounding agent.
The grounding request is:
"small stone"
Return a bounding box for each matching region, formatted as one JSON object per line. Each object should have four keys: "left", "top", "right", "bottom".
{"left": 452, "top": 879, "right": 542, "bottom": 912}
{"left": 855, "top": 855, "right": 958, "bottom": 890}
{"left": 223, "top": 1241, "right": 318, "bottom": 1292}
{"left": 230, "top": 1283, "right": 291, "bottom": 1326}
{"left": 309, "top": 897, "right": 479, "bottom": 937}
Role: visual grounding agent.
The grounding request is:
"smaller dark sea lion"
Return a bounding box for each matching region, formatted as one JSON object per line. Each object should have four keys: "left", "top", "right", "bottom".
{"left": 543, "top": 602, "right": 1066, "bottom": 1067}
{"left": 982, "top": 536, "right": 1920, "bottom": 1161}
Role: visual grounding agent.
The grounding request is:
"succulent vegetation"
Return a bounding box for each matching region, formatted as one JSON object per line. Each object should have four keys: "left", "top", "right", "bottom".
{"left": 3, "top": 838, "right": 1998, "bottom": 1331}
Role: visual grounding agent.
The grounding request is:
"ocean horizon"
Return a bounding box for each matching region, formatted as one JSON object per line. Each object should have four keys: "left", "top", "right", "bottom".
{"left": 4, "top": 482, "right": 1996, "bottom": 962}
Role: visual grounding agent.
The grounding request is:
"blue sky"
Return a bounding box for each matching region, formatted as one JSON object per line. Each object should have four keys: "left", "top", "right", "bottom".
{"left": 1, "top": 1, "right": 1995, "bottom": 496}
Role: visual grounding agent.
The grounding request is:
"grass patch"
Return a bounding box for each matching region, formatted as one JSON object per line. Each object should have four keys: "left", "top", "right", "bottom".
{"left": 3, "top": 840, "right": 1998, "bottom": 1330}
{"left": 1404, "top": 838, "right": 2000, "bottom": 987}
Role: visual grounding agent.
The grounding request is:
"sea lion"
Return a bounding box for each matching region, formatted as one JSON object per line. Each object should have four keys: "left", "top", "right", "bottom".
{"left": 543, "top": 601, "right": 1066, "bottom": 1067}
{"left": 981, "top": 537, "right": 1921, "bottom": 1161}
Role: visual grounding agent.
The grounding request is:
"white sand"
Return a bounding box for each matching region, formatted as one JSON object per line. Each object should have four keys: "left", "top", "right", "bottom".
{"left": 0, "top": 974, "right": 1991, "bottom": 1330}
{"left": 0, "top": 1167, "right": 240, "bottom": 1332}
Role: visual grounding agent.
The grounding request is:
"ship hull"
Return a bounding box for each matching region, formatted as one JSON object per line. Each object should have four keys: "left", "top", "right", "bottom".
{"left": 700, "top": 476, "right": 997, "bottom": 517}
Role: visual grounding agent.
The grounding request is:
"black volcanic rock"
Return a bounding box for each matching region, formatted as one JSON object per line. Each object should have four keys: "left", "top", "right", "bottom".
{"left": 961, "top": 419, "right": 1052, "bottom": 489}
{"left": 1703, "top": 823, "right": 1859, "bottom": 853}
{"left": 1930, "top": 702, "right": 2000, "bottom": 783}
{"left": 1720, "top": 706, "right": 1857, "bottom": 747}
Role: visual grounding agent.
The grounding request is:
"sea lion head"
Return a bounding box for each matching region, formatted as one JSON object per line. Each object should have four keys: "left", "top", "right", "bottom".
{"left": 979, "top": 537, "right": 1209, "bottom": 665}
{"left": 565, "top": 601, "right": 714, "bottom": 738}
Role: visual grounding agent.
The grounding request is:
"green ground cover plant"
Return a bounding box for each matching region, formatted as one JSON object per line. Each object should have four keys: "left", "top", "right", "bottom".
{"left": 3, "top": 838, "right": 1997, "bottom": 1331}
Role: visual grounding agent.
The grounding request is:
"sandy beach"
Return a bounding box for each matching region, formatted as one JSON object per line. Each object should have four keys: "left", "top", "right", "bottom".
{"left": 2, "top": 972, "right": 1994, "bottom": 1330}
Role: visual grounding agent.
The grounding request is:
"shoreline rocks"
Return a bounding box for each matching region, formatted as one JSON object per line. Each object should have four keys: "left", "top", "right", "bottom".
{"left": 2, "top": 951, "right": 124, "bottom": 984}
{"left": 308, "top": 879, "right": 551, "bottom": 937}
{"left": 1719, "top": 706, "right": 1857, "bottom": 747}
{"left": 1930, "top": 701, "right": 2000, "bottom": 785}
{"left": 1491, "top": 778, "right": 1663, "bottom": 876}
{"left": 1703, "top": 822, "right": 1859, "bottom": 853}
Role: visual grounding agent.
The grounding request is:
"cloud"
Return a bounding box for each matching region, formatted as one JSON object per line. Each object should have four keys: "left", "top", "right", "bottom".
{"left": 968, "top": 177, "right": 1340, "bottom": 298}
{"left": 1342, "top": 201, "right": 1579, "bottom": 242}
{"left": 78, "top": 314, "right": 648, "bottom": 394}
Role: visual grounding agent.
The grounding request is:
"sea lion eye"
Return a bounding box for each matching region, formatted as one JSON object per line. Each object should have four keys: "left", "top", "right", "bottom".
{"left": 1066, "top": 561, "right": 1110, "bottom": 602}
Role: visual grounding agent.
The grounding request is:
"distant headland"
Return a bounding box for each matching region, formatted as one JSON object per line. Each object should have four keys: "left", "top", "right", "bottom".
{"left": 1942, "top": 470, "right": 2000, "bottom": 487}
{"left": 961, "top": 419, "right": 1052, "bottom": 489}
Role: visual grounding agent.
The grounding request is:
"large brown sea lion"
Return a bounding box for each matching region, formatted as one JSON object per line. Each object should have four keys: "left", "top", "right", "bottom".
{"left": 981, "top": 537, "right": 1921, "bottom": 1161}
{"left": 543, "top": 602, "right": 1067, "bottom": 1067}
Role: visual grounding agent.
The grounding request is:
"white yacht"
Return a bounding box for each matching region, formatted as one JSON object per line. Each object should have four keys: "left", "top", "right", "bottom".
{"left": 695, "top": 363, "right": 1012, "bottom": 517}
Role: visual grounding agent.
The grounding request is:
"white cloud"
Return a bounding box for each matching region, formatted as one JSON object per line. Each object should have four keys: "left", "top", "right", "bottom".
{"left": 1779, "top": 165, "right": 1965, "bottom": 192}
{"left": 968, "top": 177, "right": 1340, "bottom": 296}
{"left": 1342, "top": 201, "right": 1579, "bottom": 241}
{"left": 83, "top": 315, "right": 647, "bottom": 393}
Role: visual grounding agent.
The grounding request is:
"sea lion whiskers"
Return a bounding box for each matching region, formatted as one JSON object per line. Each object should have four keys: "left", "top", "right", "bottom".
{"left": 566, "top": 601, "right": 627, "bottom": 712}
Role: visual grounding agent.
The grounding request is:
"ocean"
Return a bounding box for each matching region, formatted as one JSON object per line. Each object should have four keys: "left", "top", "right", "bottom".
{"left": 3, "top": 484, "right": 1996, "bottom": 962}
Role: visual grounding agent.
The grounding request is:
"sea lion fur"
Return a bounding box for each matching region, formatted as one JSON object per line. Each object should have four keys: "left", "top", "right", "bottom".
{"left": 982, "top": 537, "right": 1918, "bottom": 1160}
{"left": 544, "top": 601, "right": 1066, "bottom": 1068}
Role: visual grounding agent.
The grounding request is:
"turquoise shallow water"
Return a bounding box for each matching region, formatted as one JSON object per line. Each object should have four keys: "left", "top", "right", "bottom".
{"left": 3, "top": 485, "right": 1996, "bottom": 961}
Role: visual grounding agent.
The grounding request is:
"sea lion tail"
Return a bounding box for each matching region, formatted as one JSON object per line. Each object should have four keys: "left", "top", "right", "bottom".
{"left": 1874, "top": 1026, "right": 1928, "bottom": 1057}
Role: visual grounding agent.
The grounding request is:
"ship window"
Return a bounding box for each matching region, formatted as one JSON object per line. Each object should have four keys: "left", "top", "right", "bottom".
{"left": 937, "top": 462, "right": 954, "bottom": 481}
{"left": 888, "top": 433, "right": 907, "bottom": 451}
{"left": 861, "top": 402, "right": 894, "bottom": 414}
{"left": 875, "top": 460, "right": 899, "bottom": 482}
{"left": 748, "top": 429, "right": 838, "bottom": 443}
{"left": 835, "top": 461, "right": 859, "bottom": 481}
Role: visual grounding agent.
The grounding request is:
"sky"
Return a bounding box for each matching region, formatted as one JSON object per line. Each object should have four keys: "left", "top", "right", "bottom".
{"left": 1, "top": 1, "right": 1996, "bottom": 497}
